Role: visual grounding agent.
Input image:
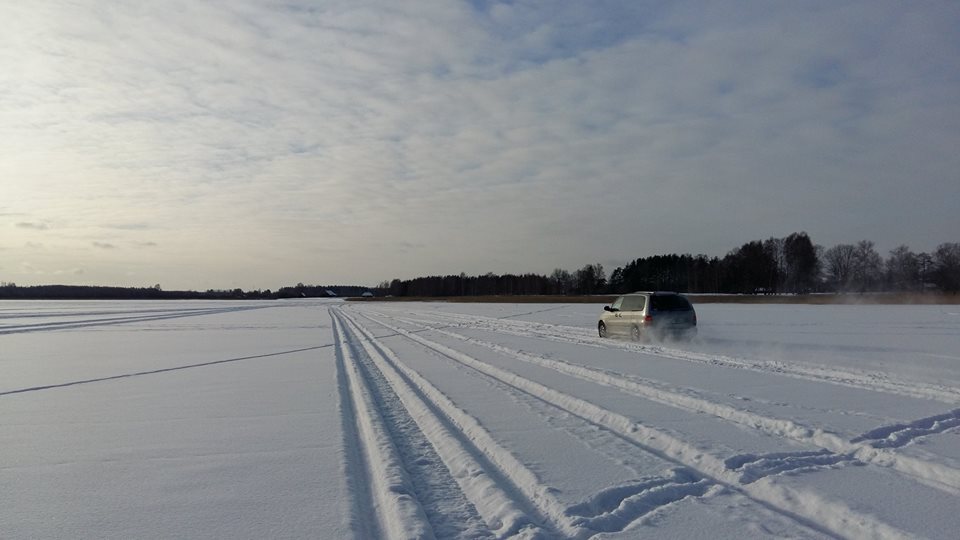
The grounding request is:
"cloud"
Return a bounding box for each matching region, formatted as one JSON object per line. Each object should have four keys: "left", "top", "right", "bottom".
{"left": 103, "top": 222, "right": 152, "bottom": 231}
{"left": 15, "top": 222, "right": 49, "bottom": 231}
{"left": 92, "top": 242, "right": 117, "bottom": 250}
{"left": 1, "top": 1, "right": 958, "bottom": 289}
{"left": 18, "top": 262, "right": 84, "bottom": 277}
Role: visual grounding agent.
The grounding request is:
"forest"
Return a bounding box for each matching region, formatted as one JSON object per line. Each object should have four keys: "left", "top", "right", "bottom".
{"left": 2, "top": 233, "right": 958, "bottom": 300}
{"left": 0, "top": 283, "right": 365, "bottom": 300}
{"left": 379, "top": 233, "right": 960, "bottom": 297}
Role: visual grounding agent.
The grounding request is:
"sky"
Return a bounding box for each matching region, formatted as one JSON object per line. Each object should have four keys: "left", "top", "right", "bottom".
{"left": 2, "top": 1, "right": 959, "bottom": 291}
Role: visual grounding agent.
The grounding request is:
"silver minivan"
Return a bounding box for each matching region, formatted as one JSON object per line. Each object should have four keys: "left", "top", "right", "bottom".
{"left": 598, "top": 292, "right": 697, "bottom": 341}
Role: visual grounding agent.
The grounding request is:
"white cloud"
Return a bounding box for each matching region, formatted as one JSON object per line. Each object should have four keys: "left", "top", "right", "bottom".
{"left": 15, "top": 222, "right": 49, "bottom": 231}
{"left": 2, "top": 0, "right": 959, "bottom": 288}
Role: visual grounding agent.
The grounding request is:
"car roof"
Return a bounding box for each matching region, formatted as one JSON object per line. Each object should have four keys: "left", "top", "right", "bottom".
{"left": 622, "top": 291, "right": 681, "bottom": 296}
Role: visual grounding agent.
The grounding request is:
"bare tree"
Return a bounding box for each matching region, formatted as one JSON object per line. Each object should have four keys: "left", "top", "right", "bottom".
{"left": 885, "top": 246, "right": 919, "bottom": 291}
{"left": 917, "top": 252, "right": 934, "bottom": 289}
{"left": 592, "top": 263, "right": 607, "bottom": 292}
{"left": 573, "top": 263, "right": 606, "bottom": 295}
{"left": 851, "top": 240, "right": 883, "bottom": 292}
{"left": 824, "top": 244, "right": 856, "bottom": 291}
{"left": 550, "top": 268, "right": 574, "bottom": 295}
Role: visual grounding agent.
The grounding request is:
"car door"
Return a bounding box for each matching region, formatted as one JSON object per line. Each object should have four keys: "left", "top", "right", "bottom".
{"left": 621, "top": 295, "right": 646, "bottom": 333}
{"left": 606, "top": 296, "right": 626, "bottom": 335}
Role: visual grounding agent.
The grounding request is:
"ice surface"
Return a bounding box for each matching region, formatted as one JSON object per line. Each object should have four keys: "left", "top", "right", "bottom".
{"left": 2, "top": 299, "right": 958, "bottom": 538}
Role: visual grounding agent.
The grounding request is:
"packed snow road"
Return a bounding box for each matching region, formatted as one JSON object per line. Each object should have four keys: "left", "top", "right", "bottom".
{"left": 2, "top": 299, "right": 959, "bottom": 539}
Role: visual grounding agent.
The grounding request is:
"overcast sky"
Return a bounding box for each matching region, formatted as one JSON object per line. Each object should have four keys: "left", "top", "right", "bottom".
{"left": 3, "top": 1, "right": 959, "bottom": 290}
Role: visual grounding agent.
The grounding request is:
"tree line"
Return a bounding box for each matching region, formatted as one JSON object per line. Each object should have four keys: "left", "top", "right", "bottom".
{"left": 3, "top": 233, "right": 958, "bottom": 300}
{"left": 0, "top": 284, "right": 273, "bottom": 300}
{"left": 0, "top": 283, "right": 370, "bottom": 300}
{"left": 380, "top": 233, "right": 960, "bottom": 297}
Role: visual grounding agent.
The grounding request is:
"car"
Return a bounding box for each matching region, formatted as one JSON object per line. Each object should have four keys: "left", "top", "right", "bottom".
{"left": 598, "top": 291, "right": 697, "bottom": 341}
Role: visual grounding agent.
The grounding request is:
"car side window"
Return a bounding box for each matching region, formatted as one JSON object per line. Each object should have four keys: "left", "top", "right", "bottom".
{"left": 621, "top": 296, "right": 645, "bottom": 311}
{"left": 611, "top": 297, "right": 624, "bottom": 310}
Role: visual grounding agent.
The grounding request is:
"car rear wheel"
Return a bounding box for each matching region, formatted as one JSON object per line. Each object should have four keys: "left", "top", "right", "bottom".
{"left": 598, "top": 322, "right": 607, "bottom": 338}
{"left": 630, "top": 325, "right": 641, "bottom": 341}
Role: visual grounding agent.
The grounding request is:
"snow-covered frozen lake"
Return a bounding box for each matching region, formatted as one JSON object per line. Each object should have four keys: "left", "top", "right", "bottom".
{"left": 2, "top": 299, "right": 959, "bottom": 539}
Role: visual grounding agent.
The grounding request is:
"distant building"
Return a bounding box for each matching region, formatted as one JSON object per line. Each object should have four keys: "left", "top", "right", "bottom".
{"left": 361, "top": 291, "right": 374, "bottom": 297}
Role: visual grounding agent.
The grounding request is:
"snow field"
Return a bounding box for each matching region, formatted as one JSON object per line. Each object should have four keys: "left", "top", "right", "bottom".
{"left": 2, "top": 299, "right": 959, "bottom": 539}
{"left": 347, "top": 308, "right": 898, "bottom": 538}
{"left": 371, "top": 309, "right": 960, "bottom": 495}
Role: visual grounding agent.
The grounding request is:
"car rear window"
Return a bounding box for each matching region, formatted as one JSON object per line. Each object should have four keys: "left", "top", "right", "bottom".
{"left": 650, "top": 295, "right": 692, "bottom": 311}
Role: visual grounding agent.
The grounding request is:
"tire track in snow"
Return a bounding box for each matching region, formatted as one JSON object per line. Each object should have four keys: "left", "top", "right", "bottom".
{"left": 332, "top": 313, "right": 381, "bottom": 539}
{"left": 0, "top": 306, "right": 222, "bottom": 320}
{"left": 724, "top": 451, "right": 861, "bottom": 485}
{"left": 0, "top": 305, "right": 268, "bottom": 335}
{"left": 382, "top": 307, "right": 960, "bottom": 405}
{"left": 564, "top": 469, "right": 715, "bottom": 533}
{"left": 851, "top": 409, "right": 960, "bottom": 449}
{"left": 335, "top": 311, "right": 493, "bottom": 539}
{"left": 358, "top": 310, "right": 913, "bottom": 540}
{"left": 341, "top": 308, "right": 737, "bottom": 538}
{"left": 331, "top": 313, "right": 436, "bottom": 539}
{"left": 373, "top": 310, "right": 960, "bottom": 496}
{"left": 335, "top": 308, "right": 581, "bottom": 538}
{"left": 0, "top": 344, "right": 334, "bottom": 397}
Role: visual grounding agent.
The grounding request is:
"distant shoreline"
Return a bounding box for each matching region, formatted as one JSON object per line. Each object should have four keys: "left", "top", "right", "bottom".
{"left": 348, "top": 293, "right": 960, "bottom": 305}
{"left": 3, "top": 291, "right": 956, "bottom": 305}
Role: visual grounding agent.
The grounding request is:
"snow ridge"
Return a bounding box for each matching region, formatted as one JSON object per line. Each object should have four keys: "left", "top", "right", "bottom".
{"left": 565, "top": 469, "right": 715, "bottom": 533}
{"left": 725, "top": 450, "right": 860, "bottom": 484}
{"left": 851, "top": 409, "right": 960, "bottom": 448}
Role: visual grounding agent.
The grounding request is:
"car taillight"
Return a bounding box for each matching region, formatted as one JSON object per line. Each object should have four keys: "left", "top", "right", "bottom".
{"left": 643, "top": 315, "right": 653, "bottom": 324}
